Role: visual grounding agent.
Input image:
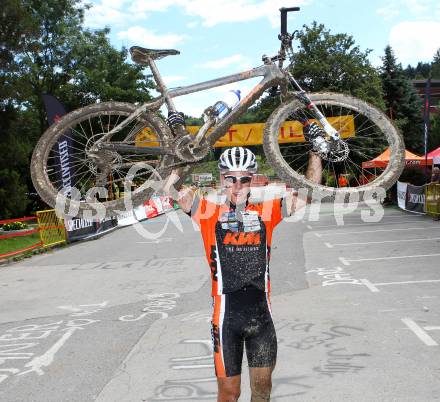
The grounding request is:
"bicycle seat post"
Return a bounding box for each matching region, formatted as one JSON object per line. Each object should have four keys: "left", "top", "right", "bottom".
{"left": 148, "top": 58, "right": 178, "bottom": 113}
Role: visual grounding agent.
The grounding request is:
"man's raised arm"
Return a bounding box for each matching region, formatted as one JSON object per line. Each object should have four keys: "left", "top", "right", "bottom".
{"left": 162, "top": 170, "right": 196, "bottom": 214}
{"left": 286, "top": 152, "right": 322, "bottom": 215}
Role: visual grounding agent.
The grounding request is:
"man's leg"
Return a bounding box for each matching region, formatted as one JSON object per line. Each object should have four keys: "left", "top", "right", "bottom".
{"left": 249, "top": 366, "right": 275, "bottom": 402}
{"left": 217, "top": 374, "right": 241, "bottom": 402}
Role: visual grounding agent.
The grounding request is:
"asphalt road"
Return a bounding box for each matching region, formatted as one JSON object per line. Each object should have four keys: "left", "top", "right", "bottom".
{"left": 0, "top": 202, "right": 440, "bottom": 401}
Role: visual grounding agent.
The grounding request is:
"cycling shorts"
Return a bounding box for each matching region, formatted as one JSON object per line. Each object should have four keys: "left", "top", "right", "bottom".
{"left": 211, "top": 285, "right": 277, "bottom": 378}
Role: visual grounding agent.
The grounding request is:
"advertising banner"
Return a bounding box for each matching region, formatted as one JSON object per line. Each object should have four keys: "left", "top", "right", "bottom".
{"left": 95, "top": 216, "right": 118, "bottom": 235}
{"left": 406, "top": 184, "right": 426, "bottom": 214}
{"left": 42, "top": 94, "right": 74, "bottom": 197}
{"left": 160, "top": 196, "right": 174, "bottom": 211}
{"left": 117, "top": 210, "right": 138, "bottom": 227}
{"left": 134, "top": 204, "right": 147, "bottom": 221}
{"left": 144, "top": 199, "right": 159, "bottom": 219}
{"left": 64, "top": 217, "right": 96, "bottom": 242}
{"left": 397, "top": 182, "right": 408, "bottom": 210}
{"left": 136, "top": 116, "right": 355, "bottom": 148}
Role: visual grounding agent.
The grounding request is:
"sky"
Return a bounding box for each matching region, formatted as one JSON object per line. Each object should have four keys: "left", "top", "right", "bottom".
{"left": 82, "top": 0, "right": 440, "bottom": 117}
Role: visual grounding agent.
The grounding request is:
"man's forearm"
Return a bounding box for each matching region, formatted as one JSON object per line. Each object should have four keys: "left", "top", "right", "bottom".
{"left": 305, "top": 153, "right": 322, "bottom": 184}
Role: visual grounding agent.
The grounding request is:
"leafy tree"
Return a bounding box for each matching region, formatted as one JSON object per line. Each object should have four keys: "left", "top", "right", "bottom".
{"left": 240, "top": 21, "right": 385, "bottom": 126}
{"left": 380, "top": 46, "right": 424, "bottom": 154}
{"left": 289, "top": 22, "right": 384, "bottom": 108}
{"left": 0, "top": 0, "right": 154, "bottom": 218}
{"left": 405, "top": 61, "right": 432, "bottom": 79}
{"left": 432, "top": 49, "right": 440, "bottom": 79}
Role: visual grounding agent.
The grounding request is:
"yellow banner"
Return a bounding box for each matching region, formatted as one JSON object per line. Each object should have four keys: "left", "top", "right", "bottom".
{"left": 136, "top": 116, "right": 355, "bottom": 148}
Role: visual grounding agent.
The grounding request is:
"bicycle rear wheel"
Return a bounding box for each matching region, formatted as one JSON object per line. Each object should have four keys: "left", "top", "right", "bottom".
{"left": 263, "top": 92, "right": 405, "bottom": 200}
{"left": 31, "top": 101, "right": 179, "bottom": 218}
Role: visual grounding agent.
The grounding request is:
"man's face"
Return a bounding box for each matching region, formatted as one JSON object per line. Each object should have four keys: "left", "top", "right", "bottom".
{"left": 221, "top": 171, "right": 253, "bottom": 205}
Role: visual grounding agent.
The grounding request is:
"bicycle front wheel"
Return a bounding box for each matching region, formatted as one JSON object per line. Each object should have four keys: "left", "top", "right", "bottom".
{"left": 263, "top": 92, "right": 405, "bottom": 199}
{"left": 31, "top": 101, "right": 177, "bottom": 217}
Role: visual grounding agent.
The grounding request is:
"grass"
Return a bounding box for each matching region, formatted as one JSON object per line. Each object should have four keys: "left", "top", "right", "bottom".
{"left": 0, "top": 231, "right": 42, "bottom": 256}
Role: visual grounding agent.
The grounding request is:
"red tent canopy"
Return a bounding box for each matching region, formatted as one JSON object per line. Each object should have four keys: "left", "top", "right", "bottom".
{"left": 427, "top": 147, "right": 440, "bottom": 159}
{"left": 362, "top": 148, "right": 432, "bottom": 169}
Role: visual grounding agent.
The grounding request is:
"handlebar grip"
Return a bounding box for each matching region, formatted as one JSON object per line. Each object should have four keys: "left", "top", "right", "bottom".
{"left": 280, "top": 7, "right": 300, "bottom": 36}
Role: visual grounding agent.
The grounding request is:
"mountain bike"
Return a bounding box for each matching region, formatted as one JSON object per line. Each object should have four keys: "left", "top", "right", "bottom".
{"left": 31, "top": 7, "right": 405, "bottom": 218}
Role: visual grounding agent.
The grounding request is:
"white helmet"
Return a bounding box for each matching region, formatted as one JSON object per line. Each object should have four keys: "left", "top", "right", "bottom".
{"left": 218, "top": 147, "right": 258, "bottom": 173}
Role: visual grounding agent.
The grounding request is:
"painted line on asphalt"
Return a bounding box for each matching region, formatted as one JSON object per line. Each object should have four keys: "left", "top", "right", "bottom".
{"left": 136, "top": 237, "right": 173, "bottom": 244}
{"left": 360, "top": 279, "right": 379, "bottom": 292}
{"left": 401, "top": 318, "right": 438, "bottom": 346}
{"left": 425, "top": 326, "right": 440, "bottom": 331}
{"left": 340, "top": 253, "right": 440, "bottom": 264}
{"left": 361, "top": 279, "right": 440, "bottom": 293}
{"left": 314, "top": 226, "right": 440, "bottom": 237}
{"left": 326, "top": 237, "right": 440, "bottom": 247}
{"left": 308, "top": 219, "right": 424, "bottom": 229}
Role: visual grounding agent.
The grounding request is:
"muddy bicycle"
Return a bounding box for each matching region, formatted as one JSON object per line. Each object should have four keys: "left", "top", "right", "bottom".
{"left": 31, "top": 7, "right": 405, "bottom": 217}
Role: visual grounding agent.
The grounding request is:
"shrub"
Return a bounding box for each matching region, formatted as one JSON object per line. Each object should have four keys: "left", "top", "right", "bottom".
{"left": 1, "top": 221, "right": 28, "bottom": 231}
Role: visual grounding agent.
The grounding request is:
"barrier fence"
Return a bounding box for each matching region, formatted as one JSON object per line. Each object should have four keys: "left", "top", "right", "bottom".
{"left": 426, "top": 184, "right": 440, "bottom": 217}
{"left": 0, "top": 216, "right": 42, "bottom": 259}
{"left": 36, "top": 210, "right": 67, "bottom": 247}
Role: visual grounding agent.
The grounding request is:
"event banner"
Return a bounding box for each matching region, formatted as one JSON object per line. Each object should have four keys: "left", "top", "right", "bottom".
{"left": 135, "top": 117, "right": 355, "bottom": 148}
{"left": 65, "top": 215, "right": 118, "bottom": 241}
{"left": 64, "top": 217, "right": 96, "bottom": 242}
{"left": 405, "top": 184, "right": 426, "bottom": 213}
{"left": 397, "top": 182, "right": 408, "bottom": 210}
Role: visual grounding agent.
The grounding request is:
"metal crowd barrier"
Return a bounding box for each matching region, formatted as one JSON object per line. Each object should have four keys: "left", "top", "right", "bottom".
{"left": 425, "top": 184, "right": 440, "bottom": 217}
{"left": 36, "top": 209, "right": 67, "bottom": 247}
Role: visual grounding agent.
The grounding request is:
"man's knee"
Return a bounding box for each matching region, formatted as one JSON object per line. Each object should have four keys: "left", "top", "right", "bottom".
{"left": 218, "top": 376, "right": 241, "bottom": 402}
{"left": 251, "top": 377, "right": 272, "bottom": 397}
{"left": 250, "top": 368, "right": 273, "bottom": 401}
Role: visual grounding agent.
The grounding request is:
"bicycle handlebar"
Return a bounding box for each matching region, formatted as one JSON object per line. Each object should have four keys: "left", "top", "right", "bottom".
{"left": 280, "top": 7, "right": 300, "bottom": 36}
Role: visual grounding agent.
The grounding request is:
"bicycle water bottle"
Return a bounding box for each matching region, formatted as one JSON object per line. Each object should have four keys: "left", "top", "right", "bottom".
{"left": 213, "top": 89, "right": 241, "bottom": 118}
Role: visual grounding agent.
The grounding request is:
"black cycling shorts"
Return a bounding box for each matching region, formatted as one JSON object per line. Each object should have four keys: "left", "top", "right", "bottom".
{"left": 211, "top": 285, "right": 277, "bottom": 378}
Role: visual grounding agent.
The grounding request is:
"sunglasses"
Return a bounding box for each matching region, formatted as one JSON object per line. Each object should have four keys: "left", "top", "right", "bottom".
{"left": 224, "top": 175, "right": 253, "bottom": 185}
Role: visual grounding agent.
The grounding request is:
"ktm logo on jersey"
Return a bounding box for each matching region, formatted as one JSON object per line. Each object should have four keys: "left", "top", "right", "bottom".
{"left": 223, "top": 231, "right": 261, "bottom": 246}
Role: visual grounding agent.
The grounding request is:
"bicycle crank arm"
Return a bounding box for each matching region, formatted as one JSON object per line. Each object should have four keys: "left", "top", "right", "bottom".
{"left": 97, "top": 142, "right": 173, "bottom": 156}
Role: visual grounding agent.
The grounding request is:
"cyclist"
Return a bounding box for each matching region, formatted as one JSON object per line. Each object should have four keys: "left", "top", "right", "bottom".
{"left": 165, "top": 146, "right": 322, "bottom": 401}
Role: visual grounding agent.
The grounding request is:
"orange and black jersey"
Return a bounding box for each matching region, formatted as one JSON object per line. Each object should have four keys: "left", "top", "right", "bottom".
{"left": 188, "top": 194, "right": 288, "bottom": 295}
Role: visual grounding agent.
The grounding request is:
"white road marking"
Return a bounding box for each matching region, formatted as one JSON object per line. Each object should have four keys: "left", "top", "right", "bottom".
{"left": 136, "top": 237, "right": 173, "bottom": 244}
{"left": 306, "top": 225, "right": 313, "bottom": 230}
{"left": 425, "top": 327, "right": 440, "bottom": 331}
{"left": 309, "top": 219, "right": 423, "bottom": 229}
{"left": 339, "top": 257, "right": 350, "bottom": 266}
{"left": 315, "top": 227, "right": 440, "bottom": 236}
{"left": 360, "top": 279, "right": 380, "bottom": 292}
{"left": 374, "top": 279, "right": 440, "bottom": 286}
{"left": 343, "top": 253, "right": 440, "bottom": 264}
{"left": 401, "top": 318, "right": 438, "bottom": 346}
{"left": 18, "top": 327, "right": 81, "bottom": 376}
{"left": 327, "top": 237, "right": 440, "bottom": 247}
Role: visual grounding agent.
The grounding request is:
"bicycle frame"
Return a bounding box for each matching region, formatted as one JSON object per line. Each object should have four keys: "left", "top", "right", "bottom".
{"left": 98, "top": 61, "right": 287, "bottom": 154}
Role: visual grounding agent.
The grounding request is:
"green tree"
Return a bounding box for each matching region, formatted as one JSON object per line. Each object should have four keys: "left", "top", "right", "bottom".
{"left": 240, "top": 21, "right": 385, "bottom": 125}
{"left": 380, "top": 45, "right": 424, "bottom": 154}
{"left": 0, "top": 0, "right": 153, "bottom": 218}
{"left": 432, "top": 49, "right": 440, "bottom": 79}
{"left": 290, "top": 22, "right": 384, "bottom": 108}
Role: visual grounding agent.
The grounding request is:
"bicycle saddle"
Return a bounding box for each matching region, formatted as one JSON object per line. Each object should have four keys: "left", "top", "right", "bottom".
{"left": 129, "top": 46, "right": 180, "bottom": 63}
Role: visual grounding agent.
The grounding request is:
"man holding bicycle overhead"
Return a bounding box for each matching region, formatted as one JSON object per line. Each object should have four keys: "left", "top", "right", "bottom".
{"left": 165, "top": 146, "right": 322, "bottom": 401}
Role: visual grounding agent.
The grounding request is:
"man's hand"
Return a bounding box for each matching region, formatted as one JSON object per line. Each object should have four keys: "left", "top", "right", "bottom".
{"left": 162, "top": 169, "right": 195, "bottom": 213}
